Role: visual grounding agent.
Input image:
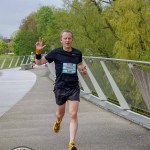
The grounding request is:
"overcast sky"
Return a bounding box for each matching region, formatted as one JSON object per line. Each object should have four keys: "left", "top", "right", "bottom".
{"left": 0, "top": 0, "right": 63, "bottom": 38}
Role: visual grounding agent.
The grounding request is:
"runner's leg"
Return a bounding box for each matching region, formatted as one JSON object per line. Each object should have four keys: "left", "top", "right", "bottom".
{"left": 53, "top": 103, "right": 66, "bottom": 133}
{"left": 68, "top": 100, "right": 79, "bottom": 142}
{"left": 56, "top": 103, "right": 66, "bottom": 122}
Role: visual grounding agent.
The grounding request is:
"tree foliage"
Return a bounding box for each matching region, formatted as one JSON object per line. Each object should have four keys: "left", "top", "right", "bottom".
{"left": 34, "top": 6, "right": 60, "bottom": 52}
{"left": 12, "top": 0, "right": 150, "bottom": 60}
{"left": 60, "top": 0, "right": 116, "bottom": 56}
{"left": 104, "top": 0, "right": 150, "bottom": 60}
{"left": 0, "top": 39, "right": 7, "bottom": 54}
{"left": 13, "top": 30, "right": 38, "bottom": 55}
{"left": 9, "top": 0, "right": 150, "bottom": 108}
{"left": 13, "top": 13, "right": 38, "bottom": 55}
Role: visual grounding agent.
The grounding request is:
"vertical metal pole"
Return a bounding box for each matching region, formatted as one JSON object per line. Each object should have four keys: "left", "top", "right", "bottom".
{"left": 47, "top": 62, "right": 56, "bottom": 81}
{"left": 9, "top": 58, "right": 14, "bottom": 68}
{"left": 26, "top": 56, "right": 30, "bottom": 64}
{"left": 15, "top": 56, "right": 20, "bottom": 67}
{"left": 21, "top": 56, "right": 25, "bottom": 65}
{"left": 83, "top": 60, "right": 107, "bottom": 100}
{"left": 78, "top": 70, "right": 91, "bottom": 94}
{"left": 1, "top": 58, "right": 6, "bottom": 69}
{"left": 100, "top": 61, "right": 130, "bottom": 110}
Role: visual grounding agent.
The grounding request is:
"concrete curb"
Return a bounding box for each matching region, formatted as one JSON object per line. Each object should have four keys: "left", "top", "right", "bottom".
{"left": 80, "top": 91, "right": 150, "bottom": 129}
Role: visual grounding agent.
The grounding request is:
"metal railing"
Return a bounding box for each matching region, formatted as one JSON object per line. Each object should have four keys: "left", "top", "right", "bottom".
{"left": 82, "top": 57, "right": 150, "bottom": 116}
{"left": 0, "top": 55, "right": 30, "bottom": 69}
{"left": 48, "top": 56, "right": 150, "bottom": 118}
{"left": 1, "top": 55, "right": 150, "bottom": 118}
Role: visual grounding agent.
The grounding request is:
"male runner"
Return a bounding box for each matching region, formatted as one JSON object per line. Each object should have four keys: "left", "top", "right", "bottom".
{"left": 35, "top": 29, "right": 87, "bottom": 150}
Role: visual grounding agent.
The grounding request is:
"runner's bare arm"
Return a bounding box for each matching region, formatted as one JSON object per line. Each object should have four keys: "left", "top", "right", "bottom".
{"left": 35, "top": 56, "right": 47, "bottom": 65}
{"left": 35, "top": 38, "right": 47, "bottom": 65}
{"left": 77, "top": 62, "right": 87, "bottom": 75}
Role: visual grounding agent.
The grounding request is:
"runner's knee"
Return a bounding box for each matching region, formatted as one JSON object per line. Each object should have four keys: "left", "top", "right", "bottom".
{"left": 69, "top": 111, "right": 77, "bottom": 120}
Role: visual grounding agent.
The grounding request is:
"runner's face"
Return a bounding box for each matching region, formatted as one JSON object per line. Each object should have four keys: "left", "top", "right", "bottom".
{"left": 61, "top": 32, "right": 73, "bottom": 50}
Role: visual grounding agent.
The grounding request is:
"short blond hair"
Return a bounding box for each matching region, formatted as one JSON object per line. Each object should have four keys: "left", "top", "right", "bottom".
{"left": 60, "top": 29, "right": 73, "bottom": 39}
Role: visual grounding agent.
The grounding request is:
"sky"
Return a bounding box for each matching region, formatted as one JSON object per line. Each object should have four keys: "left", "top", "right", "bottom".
{"left": 0, "top": 0, "right": 63, "bottom": 38}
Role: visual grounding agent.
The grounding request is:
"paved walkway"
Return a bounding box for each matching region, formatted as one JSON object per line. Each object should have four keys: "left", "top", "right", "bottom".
{"left": 0, "top": 66, "right": 150, "bottom": 150}
{"left": 0, "top": 68, "right": 36, "bottom": 117}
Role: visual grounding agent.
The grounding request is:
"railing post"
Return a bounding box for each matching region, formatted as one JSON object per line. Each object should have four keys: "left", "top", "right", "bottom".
{"left": 100, "top": 60, "right": 130, "bottom": 110}
{"left": 1, "top": 58, "right": 6, "bottom": 69}
{"left": 83, "top": 60, "right": 107, "bottom": 100}
{"left": 15, "top": 56, "right": 20, "bottom": 67}
{"left": 26, "top": 56, "right": 30, "bottom": 64}
{"left": 9, "top": 58, "right": 14, "bottom": 68}
{"left": 21, "top": 56, "right": 25, "bottom": 65}
{"left": 78, "top": 70, "right": 91, "bottom": 94}
{"left": 47, "top": 62, "right": 56, "bottom": 81}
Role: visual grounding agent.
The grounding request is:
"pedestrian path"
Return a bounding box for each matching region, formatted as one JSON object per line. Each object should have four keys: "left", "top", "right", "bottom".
{"left": 0, "top": 68, "right": 36, "bottom": 117}
{"left": 0, "top": 66, "right": 149, "bottom": 150}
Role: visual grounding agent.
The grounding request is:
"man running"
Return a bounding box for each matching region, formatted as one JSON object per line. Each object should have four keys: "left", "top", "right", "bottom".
{"left": 35, "top": 29, "right": 87, "bottom": 150}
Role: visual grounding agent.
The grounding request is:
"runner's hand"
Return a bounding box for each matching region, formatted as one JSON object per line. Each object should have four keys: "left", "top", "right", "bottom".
{"left": 35, "top": 38, "right": 46, "bottom": 51}
{"left": 80, "top": 66, "right": 87, "bottom": 75}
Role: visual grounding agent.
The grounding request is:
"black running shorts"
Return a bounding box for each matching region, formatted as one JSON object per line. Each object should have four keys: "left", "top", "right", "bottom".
{"left": 53, "top": 86, "right": 80, "bottom": 105}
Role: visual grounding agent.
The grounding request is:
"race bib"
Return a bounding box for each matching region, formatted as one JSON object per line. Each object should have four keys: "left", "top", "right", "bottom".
{"left": 62, "top": 63, "right": 76, "bottom": 74}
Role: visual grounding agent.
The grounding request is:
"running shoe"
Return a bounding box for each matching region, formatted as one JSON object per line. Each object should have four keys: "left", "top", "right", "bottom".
{"left": 53, "top": 120, "right": 61, "bottom": 133}
{"left": 68, "top": 141, "right": 77, "bottom": 150}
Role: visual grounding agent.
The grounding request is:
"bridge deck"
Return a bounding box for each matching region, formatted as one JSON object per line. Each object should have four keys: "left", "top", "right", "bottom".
{"left": 0, "top": 66, "right": 149, "bottom": 150}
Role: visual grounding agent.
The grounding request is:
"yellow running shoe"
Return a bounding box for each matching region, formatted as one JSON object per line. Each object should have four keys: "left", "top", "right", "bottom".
{"left": 53, "top": 120, "right": 61, "bottom": 133}
{"left": 68, "top": 141, "right": 77, "bottom": 150}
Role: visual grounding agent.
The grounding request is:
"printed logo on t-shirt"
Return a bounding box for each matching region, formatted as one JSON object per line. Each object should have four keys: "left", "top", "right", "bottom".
{"left": 62, "top": 63, "right": 76, "bottom": 74}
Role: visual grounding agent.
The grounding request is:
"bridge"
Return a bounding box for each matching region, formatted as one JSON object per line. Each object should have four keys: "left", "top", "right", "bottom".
{"left": 0, "top": 56, "right": 150, "bottom": 150}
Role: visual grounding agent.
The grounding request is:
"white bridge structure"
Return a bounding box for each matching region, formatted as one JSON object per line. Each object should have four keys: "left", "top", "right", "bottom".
{"left": 0, "top": 55, "right": 150, "bottom": 129}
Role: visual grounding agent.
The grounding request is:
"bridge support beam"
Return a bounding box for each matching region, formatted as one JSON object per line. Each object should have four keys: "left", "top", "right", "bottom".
{"left": 100, "top": 61, "right": 130, "bottom": 110}
{"left": 83, "top": 60, "right": 107, "bottom": 101}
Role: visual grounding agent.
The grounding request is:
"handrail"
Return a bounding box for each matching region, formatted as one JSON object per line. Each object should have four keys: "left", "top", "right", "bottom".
{"left": 0, "top": 55, "right": 30, "bottom": 69}
{"left": 1, "top": 55, "right": 150, "bottom": 118}
{"left": 48, "top": 56, "right": 150, "bottom": 118}
{"left": 83, "top": 56, "right": 150, "bottom": 65}
{"left": 1, "top": 55, "right": 150, "bottom": 128}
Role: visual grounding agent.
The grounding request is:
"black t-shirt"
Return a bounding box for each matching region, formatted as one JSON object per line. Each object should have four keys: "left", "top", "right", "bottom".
{"left": 45, "top": 47, "right": 82, "bottom": 88}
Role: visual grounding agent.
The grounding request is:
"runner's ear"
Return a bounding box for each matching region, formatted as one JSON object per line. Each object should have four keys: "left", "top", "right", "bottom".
{"left": 60, "top": 39, "right": 62, "bottom": 43}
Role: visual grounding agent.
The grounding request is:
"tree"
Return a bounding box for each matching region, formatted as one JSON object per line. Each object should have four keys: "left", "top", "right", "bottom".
{"left": 13, "top": 30, "right": 38, "bottom": 55}
{"left": 35, "top": 6, "right": 57, "bottom": 51}
{"left": 0, "top": 39, "right": 7, "bottom": 54}
{"left": 12, "top": 6, "right": 59, "bottom": 55}
{"left": 104, "top": 0, "right": 150, "bottom": 60}
{"left": 60, "top": 0, "right": 116, "bottom": 57}
{"left": 13, "top": 13, "right": 38, "bottom": 55}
